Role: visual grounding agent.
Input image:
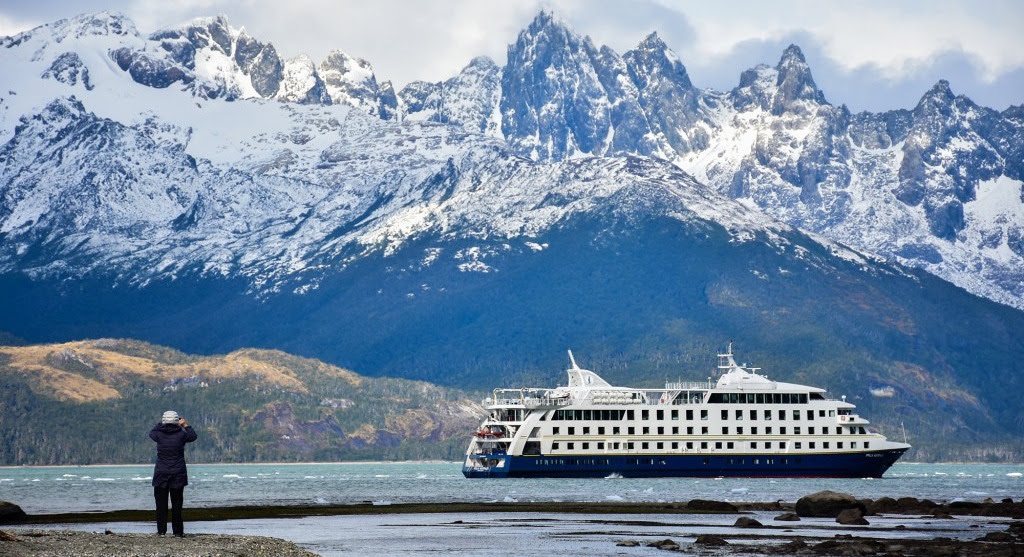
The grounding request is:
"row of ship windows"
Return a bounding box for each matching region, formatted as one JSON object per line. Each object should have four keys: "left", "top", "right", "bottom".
{"left": 551, "top": 425, "right": 868, "bottom": 436}
{"left": 549, "top": 440, "right": 870, "bottom": 451}
{"left": 531, "top": 457, "right": 804, "bottom": 466}
{"left": 549, "top": 408, "right": 837, "bottom": 422}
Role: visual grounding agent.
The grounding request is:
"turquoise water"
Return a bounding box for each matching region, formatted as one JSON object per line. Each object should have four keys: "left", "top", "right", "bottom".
{"left": 1, "top": 461, "right": 1022, "bottom": 515}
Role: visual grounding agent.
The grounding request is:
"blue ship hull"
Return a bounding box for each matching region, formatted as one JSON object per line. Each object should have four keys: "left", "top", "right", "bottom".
{"left": 463, "top": 448, "right": 907, "bottom": 478}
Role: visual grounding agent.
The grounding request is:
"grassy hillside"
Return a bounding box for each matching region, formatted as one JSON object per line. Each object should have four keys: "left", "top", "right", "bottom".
{"left": 0, "top": 339, "right": 484, "bottom": 465}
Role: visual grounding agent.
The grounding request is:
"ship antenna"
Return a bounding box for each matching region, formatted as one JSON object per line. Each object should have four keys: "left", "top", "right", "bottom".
{"left": 568, "top": 349, "right": 580, "bottom": 370}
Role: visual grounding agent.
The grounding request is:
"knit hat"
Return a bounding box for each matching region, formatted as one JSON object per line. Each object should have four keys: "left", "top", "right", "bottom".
{"left": 161, "top": 410, "right": 179, "bottom": 424}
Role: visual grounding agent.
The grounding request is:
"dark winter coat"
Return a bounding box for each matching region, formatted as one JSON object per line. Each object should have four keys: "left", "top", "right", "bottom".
{"left": 149, "top": 423, "right": 197, "bottom": 489}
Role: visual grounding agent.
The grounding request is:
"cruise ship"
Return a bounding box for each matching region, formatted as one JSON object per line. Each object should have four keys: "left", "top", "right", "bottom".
{"left": 462, "top": 345, "right": 910, "bottom": 478}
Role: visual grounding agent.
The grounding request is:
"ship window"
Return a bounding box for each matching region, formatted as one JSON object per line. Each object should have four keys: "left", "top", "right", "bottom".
{"left": 756, "top": 393, "right": 764, "bottom": 403}
{"left": 765, "top": 441, "right": 772, "bottom": 449}
{"left": 864, "top": 442, "right": 870, "bottom": 449}
{"left": 859, "top": 427, "right": 867, "bottom": 434}
{"left": 656, "top": 410, "right": 664, "bottom": 420}
{"left": 583, "top": 427, "right": 590, "bottom": 435}
{"left": 715, "top": 442, "right": 722, "bottom": 449}
{"left": 582, "top": 442, "right": 589, "bottom": 449}
{"left": 737, "top": 427, "right": 744, "bottom": 434}
{"left": 751, "top": 427, "right": 758, "bottom": 434}
{"left": 784, "top": 393, "right": 793, "bottom": 404}
{"left": 780, "top": 427, "right": 787, "bottom": 435}
{"left": 727, "top": 442, "right": 734, "bottom": 449}
{"left": 730, "top": 393, "right": 739, "bottom": 403}
{"left": 671, "top": 410, "right": 679, "bottom": 420}
{"left": 808, "top": 427, "right": 815, "bottom": 435}
{"left": 686, "top": 410, "right": 693, "bottom": 420}
{"left": 686, "top": 442, "right": 693, "bottom": 449}
{"left": 793, "top": 410, "right": 801, "bottom": 420}
{"left": 701, "top": 442, "right": 708, "bottom": 449}
{"left": 773, "top": 394, "right": 782, "bottom": 403}
{"left": 598, "top": 427, "right": 605, "bottom": 435}
{"left": 567, "top": 443, "right": 574, "bottom": 450}
{"left": 613, "top": 426, "right": 620, "bottom": 434}
{"left": 656, "top": 442, "right": 663, "bottom": 449}
{"left": 823, "top": 442, "right": 830, "bottom": 449}
{"left": 766, "top": 427, "right": 773, "bottom": 434}
{"left": 800, "top": 394, "right": 808, "bottom": 403}
{"left": 829, "top": 410, "right": 835, "bottom": 417}
{"left": 672, "top": 427, "right": 679, "bottom": 434}
{"left": 627, "top": 442, "right": 634, "bottom": 449}
{"left": 794, "top": 427, "right": 801, "bottom": 435}
{"left": 628, "top": 427, "right": 635, "bottom": 435}
{"left": 794, "top": 442, "right": 802, "bottom": 449}
{"left": 750, "top": 410, "right": 757, "bottom": 420}
{"left": 701, "top": 410, "right": 708, "bottom": 420}
{"left": 552, "top": 442, "right": 560, "bottom": 450}
{"left": 642, "top": 410, "right": 649, "bottom": 420}
{"left": 568, "top": 427, "right": 575, "bottom": 435}
{"left": 722, "top": 427, "right": 729, "bottom": 434}
{"left": 838, "top": 442, "right": 844, "bottom": 449}
{"left": 642, "top": 427, "right": 650, "bottom": 435}
{"left": 553, "top": 427, "right": 560, "bottom": 435}
{"left": 764, "top": 410, "right": 772, "bottom": 420}
{"left": 822, "top": 427, "right": 829, "bottom": 434}
{"left": 736, "top": 409, "right": 743, "bottom": 420}
{"left": 750, "top": 442, "right": 757, "bottom": 449}
{"left": 687, "top": 427, "right": 693, "bottom": 435}
{"left": 575, "top": 410, "right": 584, "bottom": 420}
{"left": 721, "top": 409, "right": 728, "bottom": 420}
{"left": 657, "top": 427, "right": 664, "bottom": 435}
{"left": 671, "top": 442, "right": 678, "bottom": 449}
{"left": 780, "top": 441, "right": 787, "bottom": 449}
{"left": 701, "top": 427, "right": 709, "bottom": 435}
{"left": 627, "top": 410, "right": 635, "bottom": 420}
{"left": 851, "top": 442, "right": 857, "bottom": 449}
{"left": 779, "top": 410, "right": 787, "bottom": 420}
{"left": 597, "top": 442, "right": 604, "bottom": 450}
{"left": 809, "top": 442, "right": 816, "bottom": 449}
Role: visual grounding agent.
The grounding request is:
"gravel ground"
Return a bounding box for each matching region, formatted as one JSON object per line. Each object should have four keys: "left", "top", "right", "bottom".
{"left": 0, "top": 529, "right": 320, "bottom": 557}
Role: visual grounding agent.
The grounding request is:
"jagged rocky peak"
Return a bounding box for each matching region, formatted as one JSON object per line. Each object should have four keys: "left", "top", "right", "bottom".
{"left": 772, "top": 44, "right": 826, "bottom": 114}
{"left": 277, "top": 54, "right": 330, "bottom": 105}
{"left": 60, "top": 11, "right": 137, "bottom": 39}
{"left": 501, "top": 10, "right": 615, "bottom": 160}
{"left": 318, "top": 50, "right": 385, "bottom": 115}
{"left": 625, "top": 32, "right": 694, "bottom": 91}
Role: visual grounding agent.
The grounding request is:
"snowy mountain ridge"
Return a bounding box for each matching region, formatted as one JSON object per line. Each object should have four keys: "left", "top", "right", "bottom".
{"left": 0, "top": 11, "right": 1022, "bottom": 310}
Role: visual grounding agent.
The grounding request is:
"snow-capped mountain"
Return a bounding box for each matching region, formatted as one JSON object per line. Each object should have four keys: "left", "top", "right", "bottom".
{"left": 3, "top": 12, "right": 1024, "bottom": 459}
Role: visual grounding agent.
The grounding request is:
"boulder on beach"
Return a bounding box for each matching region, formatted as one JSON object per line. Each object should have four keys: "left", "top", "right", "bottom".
{"left": 0, "top": 502, "right": 26, "bottom": 524}
{"left": 647, "top": 538, "right": 680, "bottom": 550}
{"left": 694, "top": 534, "right": 729, "bottom": 546}
{"left": 774, "top": 512, "right": 801, "bottom": 521}
{"left": 836, "top": 508, "right": 869, "bottom": 525}
{"left": 733, "top": 516, "right": 763, "bottom": 528}
{"left": 795, "top": 490, "right": 866, "bottom": 518}
{"left": 685, "top": 499, "right": 737, "bottom": 512}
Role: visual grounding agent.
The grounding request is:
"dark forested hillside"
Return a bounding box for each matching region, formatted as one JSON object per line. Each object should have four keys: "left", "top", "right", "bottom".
{"left": 0, "top": 340, "right": 482, "bottom": 465}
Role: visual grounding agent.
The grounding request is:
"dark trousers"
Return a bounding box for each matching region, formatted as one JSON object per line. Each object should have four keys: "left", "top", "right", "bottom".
{"left": 154, "top": 486, "right": 185, "bottom": 535}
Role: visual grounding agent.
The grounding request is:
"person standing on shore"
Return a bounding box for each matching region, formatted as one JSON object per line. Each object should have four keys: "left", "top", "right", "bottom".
{"left": 149, "top": 410, "right": 198, "bottom": 537}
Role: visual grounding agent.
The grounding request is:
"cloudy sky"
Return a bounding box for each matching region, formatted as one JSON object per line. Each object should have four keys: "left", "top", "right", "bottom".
{"left": 2, "top": 0, "right": 1021, "bottom": 112}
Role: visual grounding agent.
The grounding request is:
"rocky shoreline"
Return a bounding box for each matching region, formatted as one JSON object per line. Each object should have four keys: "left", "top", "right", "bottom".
{"left": 2, "top": 492, "right": 1023, "bottom": 556}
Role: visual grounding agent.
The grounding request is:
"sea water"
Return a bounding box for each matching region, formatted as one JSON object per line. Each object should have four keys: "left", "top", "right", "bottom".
{"left": 2, "top": 462, "right": 1022, "bottom": 556}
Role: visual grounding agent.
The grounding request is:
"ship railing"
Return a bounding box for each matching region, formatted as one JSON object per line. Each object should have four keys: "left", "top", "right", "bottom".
{"left": 664, "top": 381, "right": 713, "bottom": 391}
